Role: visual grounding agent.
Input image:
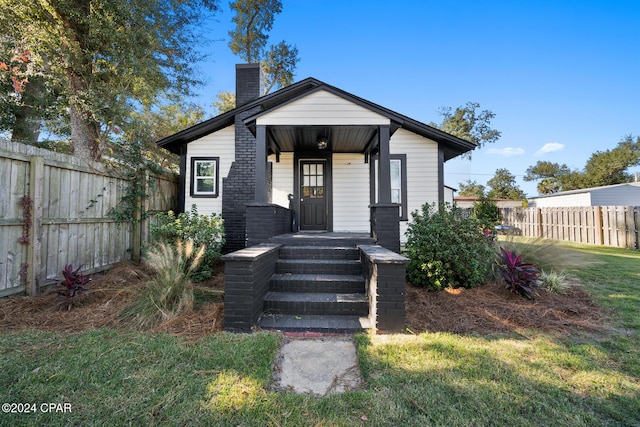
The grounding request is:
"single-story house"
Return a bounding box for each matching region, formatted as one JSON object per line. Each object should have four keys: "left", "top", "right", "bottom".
{"left": 528, "top": 182, "right": 640, "bottom": 207}
{"left": 454, "top": 196, "right": 524, "bottom": 209}
{"left": 156, "top": 64, "right": 476, "bottom": 253}
{"left": 156, "top": 64, "right": 478, "bottom": 333}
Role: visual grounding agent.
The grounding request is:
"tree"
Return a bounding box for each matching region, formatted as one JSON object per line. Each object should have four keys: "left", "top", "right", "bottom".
{"left": 486, "top": 168, "right": 526, "bottom": 200}
{"left": 582, "top": 135, "right": 640, "bottom": 187}
{"left": 432, "top": 102, "right": 501, "bottom": 158}
{"left": 0, "top": 0, "right": 220, "bottom": 161}
{"left": 228, "top": 0, "right": 280, "bottom": 62}
{"left": 0, "top": 20, "right": 60, "bottom": 145}
{"left": 128, "top": 96, "right": 206, "bottom": 168}
{"left": 471, "top": 195, "right": 501, "bottom": 231}
{"left": 262, "top": 40, "right": 299, "bottom": 94}
{"left": 457, "top": 179, "right": 486, "bottom": 197}
{"left": 524, "top": 161, "right": 571, "bottom": 194}
{"left": 524, "top": 135, "right": 640, "bottom": 193}
{"left": 228, "top": 0, "right": 299, "bottom": 95}
{"left": 211, "top": 90, "right": 236, "bottom": 114}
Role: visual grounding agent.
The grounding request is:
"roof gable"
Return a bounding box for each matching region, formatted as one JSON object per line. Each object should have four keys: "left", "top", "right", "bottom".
{"left": 156, "top": 75, "right": 477, "bottom": 160}
{"left": 254, "top": 88, "right": 390, "bottom": 126}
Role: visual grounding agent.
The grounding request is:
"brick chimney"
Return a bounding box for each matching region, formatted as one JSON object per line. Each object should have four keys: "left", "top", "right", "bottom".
{"left": 222, "top": 64, "right": 264, "bottom": 253}
{"left": 235, "top": 63, "right": 263, "bottom": 106}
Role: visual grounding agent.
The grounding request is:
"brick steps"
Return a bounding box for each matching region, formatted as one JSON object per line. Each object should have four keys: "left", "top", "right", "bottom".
{"left": 258, "top": 314, "right": 372, "bottom": 334}
{"left": 275, "top": 259, "right": 362, "bottom": 275}
{"left": 263, "top": 292, "right": 368, "bottom": 316}
{"left": 279, "top": 246, "right": 360, "bottom": 260}
{"left": 269, "top": 273, "right": 365, "bottom": 293}
{"left": 257, "top": 245, "right": 371, "bottom": 334}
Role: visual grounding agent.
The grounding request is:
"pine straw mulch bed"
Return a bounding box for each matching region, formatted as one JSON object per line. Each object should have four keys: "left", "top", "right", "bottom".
{"left": 0, "top": 261, "right": 604, "bottom": 340}
{"left": 406, "top": 281, "right": 604, "bottom": 337}
{"left": 0, "top": 261, "right": 224, "bottom": 342}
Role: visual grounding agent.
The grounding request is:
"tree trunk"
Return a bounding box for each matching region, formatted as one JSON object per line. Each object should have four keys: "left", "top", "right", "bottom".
{"left": 67, "top": 69, "right": 100, "bottom": 161}
{"left": 52, "top": 0, "right": 100, "bottom": 162}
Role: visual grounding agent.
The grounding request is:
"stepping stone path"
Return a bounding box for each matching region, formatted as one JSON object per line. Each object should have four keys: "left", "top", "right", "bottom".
{"left": 272, "top": 337, "right": 363, "bottom": 396}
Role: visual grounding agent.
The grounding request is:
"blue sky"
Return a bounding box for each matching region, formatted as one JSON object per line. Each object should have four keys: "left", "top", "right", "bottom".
{"left": 196, "top": 0, "right": 640, "bottom": 197}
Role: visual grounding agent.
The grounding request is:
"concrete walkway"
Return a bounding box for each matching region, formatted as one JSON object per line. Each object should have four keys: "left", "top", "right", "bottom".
{"left": 272, "top": 337, "right": 363, "bottom": 396}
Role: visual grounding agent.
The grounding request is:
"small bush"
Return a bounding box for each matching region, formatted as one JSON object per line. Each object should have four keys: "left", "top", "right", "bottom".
{"left": 495, "top": 247, "right": 540, "bottom": 299}
{"left": 405, "top": 203, "right": 495, "bottom": 290}
{"left": 56, "top": 264, "right": 91, "bottom": 310}
{"left": 150, "top": 204, "right": 225, "bottom": 282}
{"left": 121, "top": 240, "right": 206, "bottom": 329}
{"left": 471, "top": 195, "right": 501, "bottom": 231}
{"left": 539, "top": 270, "right": 569, "bottom": 294}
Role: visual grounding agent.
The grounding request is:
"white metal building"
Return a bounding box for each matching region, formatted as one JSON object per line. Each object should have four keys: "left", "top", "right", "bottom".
{"left": 528, "top": 182, "right": 640, "bottom": 207}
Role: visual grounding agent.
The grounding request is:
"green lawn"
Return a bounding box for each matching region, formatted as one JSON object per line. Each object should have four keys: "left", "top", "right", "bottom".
{"left": 1, "top": 243, "right": 638, "bottom": 426}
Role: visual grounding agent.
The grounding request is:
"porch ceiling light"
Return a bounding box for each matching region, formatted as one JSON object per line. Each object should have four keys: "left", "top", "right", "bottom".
{"left": 316, "top": 136, "right": 328, "bottom": 150}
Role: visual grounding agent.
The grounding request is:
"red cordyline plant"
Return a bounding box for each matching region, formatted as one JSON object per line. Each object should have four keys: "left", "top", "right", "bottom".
{"left": 56, "top": 264, "right": 91, "bottom": 309}
{"left": 496, "top": 247, "right": 540, "bottom": 299}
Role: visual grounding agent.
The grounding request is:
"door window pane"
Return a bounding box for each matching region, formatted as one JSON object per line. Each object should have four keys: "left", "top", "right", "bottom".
{"left": 302, "top": 161, "right": 324, "bottom": 199}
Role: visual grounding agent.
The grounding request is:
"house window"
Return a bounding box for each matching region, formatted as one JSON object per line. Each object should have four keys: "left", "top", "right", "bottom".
{"left": 372, "top": 154, "right": 408, "bottom": 220}
{"left": 190, "top": 157, "right": 219, "bottom": 197}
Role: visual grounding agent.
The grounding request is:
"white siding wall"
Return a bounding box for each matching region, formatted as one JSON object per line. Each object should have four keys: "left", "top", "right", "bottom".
{"left": 529, "top": 193, "right": 591, "bottom": 207}
{"left": 256, "top": 90, "right": 390, "bottom": 126}
{"left": 184, "top": 126, "right": 235, "bottom": 215}
{"left": 333, "top": 153, "right": 370, "bottom": 233}
{"left": 269, "top": 152, "right": 294, "bottom": 208}
{"left": 591, "top": 185, "right": 640, "bottom": 206}
{"left": 444, "top": 187, "right": 455, "bottom": 206}
{"left": 390, "top": 129, "right": 439, "bottom": 242}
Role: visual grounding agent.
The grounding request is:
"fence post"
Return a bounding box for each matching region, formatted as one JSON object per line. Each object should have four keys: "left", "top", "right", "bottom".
{"left": 132, "top": 194, "right": 142, "bottom": 263}
{"left": 595, "top": 206, "right": 604, "bottom": 246}
{"left": 536, "top": 208, "right": 543, "bottom": 238}
{"left": 141, "top": 171, "right": 150, "bottom": 246}
{"left": 635, "top": 207, "right": 640, "bottom": 250}
{"left": 27, "top": 156, "right": 44, "bottom": 295}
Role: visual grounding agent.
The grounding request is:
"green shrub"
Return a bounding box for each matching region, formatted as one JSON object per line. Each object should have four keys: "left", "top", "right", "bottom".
{"left": 150, "top": 204, "right": 225, "bottom": 282}
{"left": 471, "top": 195, "right": 501, "bottom": 231}
{"left": 121, "top": 240, "right": 206, "bottom": 329}
{"left": 405, "top": 203, "right": 495, "bottom": 290}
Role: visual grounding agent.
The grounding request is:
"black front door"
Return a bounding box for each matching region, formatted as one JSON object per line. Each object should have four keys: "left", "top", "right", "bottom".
{"left": 300, "top": 160, "right": 327, "bottom": 230}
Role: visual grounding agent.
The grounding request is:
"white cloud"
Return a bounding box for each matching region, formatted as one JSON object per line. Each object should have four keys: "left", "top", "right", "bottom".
{"left": 536, "top": 142, "right": 565, "bottom": 155}
{"left": 487, "top": 147, "right": 525, "bottom": 157}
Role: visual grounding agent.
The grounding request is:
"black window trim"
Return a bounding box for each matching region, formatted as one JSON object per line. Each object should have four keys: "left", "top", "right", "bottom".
{"left": 370, "top": 154, "right": 408, "bottom": 221}
{"left": 190, "top": 156, "right": 220, "bottom": 198}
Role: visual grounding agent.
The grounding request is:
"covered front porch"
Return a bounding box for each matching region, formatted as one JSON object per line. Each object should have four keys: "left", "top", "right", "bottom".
{"left": 246, "top": 119, "right": 403, "bottom": 252}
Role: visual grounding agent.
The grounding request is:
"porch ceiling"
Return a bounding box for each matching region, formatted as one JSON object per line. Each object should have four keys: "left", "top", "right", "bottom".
{"left": 267, "top": 125, "right": 380, "bottom": 154}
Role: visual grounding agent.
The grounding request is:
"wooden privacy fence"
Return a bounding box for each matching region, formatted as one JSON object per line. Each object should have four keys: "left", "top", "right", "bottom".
{"left": 499, "top": 206, "right": 640, "bottom": 249}
{"left": 0, "top": 140, "right": 178, "bottom": 297}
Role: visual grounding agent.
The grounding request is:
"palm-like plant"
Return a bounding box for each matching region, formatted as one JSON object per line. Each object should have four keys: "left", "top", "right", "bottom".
{"left": 495, "top": 247, "right": 540, "bottom": 299}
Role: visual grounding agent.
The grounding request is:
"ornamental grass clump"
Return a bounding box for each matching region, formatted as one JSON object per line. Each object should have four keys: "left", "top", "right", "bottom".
{"left": 121, "top": 240, "right": 205, "bottom": 329}
{"left": 405, "top": 203, "right": 495, "bottom": 290}
{"left": 539, "top": 270, "right": 570, "bottom": 294}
